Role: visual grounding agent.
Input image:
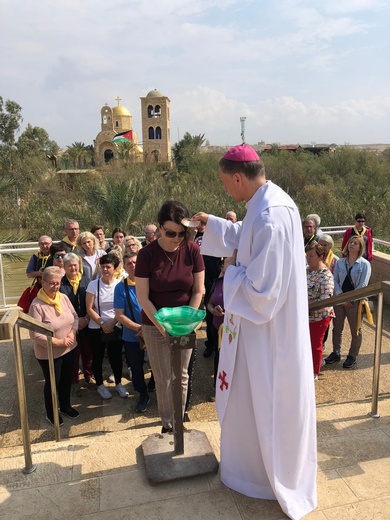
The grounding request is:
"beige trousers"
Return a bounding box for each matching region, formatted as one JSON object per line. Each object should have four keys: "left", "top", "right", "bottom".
{"left": 142, "top": 325, "right": 192, "bottom": 429}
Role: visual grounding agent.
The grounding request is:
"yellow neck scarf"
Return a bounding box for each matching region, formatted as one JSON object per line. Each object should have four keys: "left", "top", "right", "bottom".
{"left": 36, "top": 251, "right": 51, "bottom": 269}
{"left": 127, "top": 278, "right": 135, "bottom": 286}
{"left": 68, "top": 272, "right": 83, "bottom": 295}
{"left": 324, "top": 250, "right": 335, "bottom": 268}
{"left": 357, "top": 300, "right": 374, "bottom": 333}
{"left": 353, "top": 225, "right": 367, "bottom": 237}
{"left": 37, "top": 288, "right": 62, "bottom": 315}
{"left": 62, "top": 236, "right": 76, "bottom": 250}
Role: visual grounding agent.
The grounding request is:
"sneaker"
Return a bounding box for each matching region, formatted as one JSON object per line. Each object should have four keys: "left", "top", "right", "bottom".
{"left": 135, "top": 394, "right": 149, "bottom": 413}
{"left": 321, "top": 359, "right": 326, "bottom": 367}
{"left": 325, "top": 352, "right": 341, "bottom": 364}
{"left": 60, "top": 407, "right": 80, "bottom": 419}
{"left": 314, "top": 374, "right": 319, "bottom": 381}
{"left": 97, "top": 384, "right": 112, "bottom": 399}
{"left": 46, "top": 414, "right": 64, "bottom": 426}
{"left": 128, "top": 367, "right": 132, "bottom": 381}
{"left": 161, "top": 426, "right": 173, "bottom": 434}
{"left": 115, "top": 383, "right": 129, "bottom": 398}
{"left": 343, "top": 356, "right": 357, "bottom": 369}
{"left": 107, "top": 373, "right": 115, "bottom": 384}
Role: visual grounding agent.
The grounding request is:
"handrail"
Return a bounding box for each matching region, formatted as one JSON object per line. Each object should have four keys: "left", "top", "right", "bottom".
{"left": 309, "top": 281, "right": 390, "bottom": 418}
{"left": 0, "top": 309, "right": 59, "bottom": 474}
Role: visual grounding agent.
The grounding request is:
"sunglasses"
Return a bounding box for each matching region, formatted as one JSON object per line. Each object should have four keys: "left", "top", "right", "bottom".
{"left": 161, "top": 224, "right": 186, "bottom": 238}
{"left": 53, "top": 253, "right": 66, "bottom": 259}
{"left": 356, "top": 219, "right": 365, "bottom": 223}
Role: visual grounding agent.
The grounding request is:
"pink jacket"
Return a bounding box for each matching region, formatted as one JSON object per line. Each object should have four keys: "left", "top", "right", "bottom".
{"left": 29, "top": 293, "right": 79, "bottom": 360}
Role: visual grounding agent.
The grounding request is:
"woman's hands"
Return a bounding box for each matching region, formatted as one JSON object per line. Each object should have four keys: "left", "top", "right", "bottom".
{"left": 101, "top": 318, "right": 117, "bottom": 334}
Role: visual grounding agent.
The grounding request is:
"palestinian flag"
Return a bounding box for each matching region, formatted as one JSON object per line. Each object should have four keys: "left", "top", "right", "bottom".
{"left": 111, "top": 130, "right": 133, "bottom": 143}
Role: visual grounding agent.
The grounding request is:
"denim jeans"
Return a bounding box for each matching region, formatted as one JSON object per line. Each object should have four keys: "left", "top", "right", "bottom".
{"left": 124, "top": 341, "right": 148, "bottom": 397}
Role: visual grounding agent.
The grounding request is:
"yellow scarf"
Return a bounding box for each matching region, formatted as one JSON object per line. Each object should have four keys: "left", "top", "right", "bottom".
{"left": 126, "top": 278, "right": 135, "bottom": 286}
{"left": 36, "top": 251, "right": 51, "bottom": 269}
{"left": 353, "top": 225, "right": 367, "bottom": 237}
{"left": 356, "top": 300, "right": 374, "bottom": 334}
{"left": 68, "top": 272, "right": 83, "bottom": 295}
{"left": 62, "top": 236, "right": 76, "bottom": 251}
{"left": 37, "top": 288, "right": 62, "bottom": 315}
{"left": 324, "top": 250, "right": 335, "bottom": 269}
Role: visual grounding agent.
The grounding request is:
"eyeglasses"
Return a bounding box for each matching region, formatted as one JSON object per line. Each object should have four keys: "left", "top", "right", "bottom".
{"left": 53, "top": 253, "right": 65, "bottom": 259}
{"left": 161, "top": 224, "right": 186, "bottom": 238}
{"left": 356, "top": 219, "right": 365, "bottom": 223}
{"left": 43, "top": 280, "right": 61, "bottom": 287}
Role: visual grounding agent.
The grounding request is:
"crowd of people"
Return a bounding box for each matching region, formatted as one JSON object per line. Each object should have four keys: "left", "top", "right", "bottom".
{"left": 23, "top": 142, "right": 375, "bottom": 519}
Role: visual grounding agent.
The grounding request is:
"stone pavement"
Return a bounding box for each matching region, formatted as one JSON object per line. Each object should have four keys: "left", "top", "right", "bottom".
{"left": 0, "top": 305, "right": 390, "bottom": 520}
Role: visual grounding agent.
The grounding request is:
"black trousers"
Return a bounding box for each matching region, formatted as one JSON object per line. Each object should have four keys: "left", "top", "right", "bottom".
{"left": 89, "top": 328, "right": 123, "bottom": 386}
{"left": 124, "top": 341, "right": 147, "bottom": 397}
{"left": 37, "top": 348, "right": 77, "bottom": 417}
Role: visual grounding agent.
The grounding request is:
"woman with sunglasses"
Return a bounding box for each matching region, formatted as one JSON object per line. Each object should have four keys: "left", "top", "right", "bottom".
{"left": 29, "top": 266, "right": 79, "bottom": 426}
{"left": 135, "top": 200, "right": 205, "bottom": 433}
{"left": 341, "top": 213, "right": 373, "bottom": 262}
{"left": 50, "top": 242, "right": 68, "bottom": 275}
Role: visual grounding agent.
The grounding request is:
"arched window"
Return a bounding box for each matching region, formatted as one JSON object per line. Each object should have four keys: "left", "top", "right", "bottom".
{"left": 154, "top": 105, "right": 161, "bottom": 117}
{"left": 115, "top": 121, "right": 119, "bottom": 128}
{"left": 148, "top": 105, "right": 154, "bottom": 118}
{"left": 104, "top": 149, "right": 114, "bottom": 163}
{"left": 156, "top": 127, "right": 162, "bottom": 139}
{"left": 152, "top": 150, "right": 160, "bottom": 163}
{"left": 148, "top": 127, "right": 155, "bottom": 139}
{"left": 103, "top": 115, "right": 107, "bottom": 124}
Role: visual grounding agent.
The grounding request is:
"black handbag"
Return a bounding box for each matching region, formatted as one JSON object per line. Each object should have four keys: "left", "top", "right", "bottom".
{"left": 97, "top": 280, "right": 121, "bottom": 344}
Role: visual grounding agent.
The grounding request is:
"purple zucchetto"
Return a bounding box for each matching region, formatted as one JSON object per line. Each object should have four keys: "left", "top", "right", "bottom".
{"left": 223, "top": 144, "right": 260, "bottom": 162}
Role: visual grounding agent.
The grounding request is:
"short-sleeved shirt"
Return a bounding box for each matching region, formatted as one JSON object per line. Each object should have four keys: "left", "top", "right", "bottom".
{"left": 135, "top": 239, "right": 205, "bottom": 325}
{"left": 86, "top": 278, "right": 119, "bottom": 329}
{"left": 114, "top": 280, "right": 142, "bottom": 342}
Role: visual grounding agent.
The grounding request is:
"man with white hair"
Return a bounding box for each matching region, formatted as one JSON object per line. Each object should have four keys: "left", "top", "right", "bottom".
{"left": 225, "top": 210, "right": 237, "bottom": 223}
{"left": 141, "top": 224, "right": 157, "bottom": 247}
{"left": 26, "top": 235, "right": 53, "bottom": 279}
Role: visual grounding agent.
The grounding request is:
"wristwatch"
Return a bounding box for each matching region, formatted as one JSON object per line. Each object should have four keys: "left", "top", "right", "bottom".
{"left": 99, "top": 320, "right": 104, "bottom": 327}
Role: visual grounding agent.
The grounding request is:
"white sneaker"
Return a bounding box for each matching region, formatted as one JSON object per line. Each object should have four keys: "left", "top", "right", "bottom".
{"left": 128, "top": 367, "right": 132, "bottom": 380}
{"left": 115, "top": 383, "right": 129, "bottom": 398}
{"left": 314, "top": 374, "right": 319, "bottom": 381}
{"left": 107, "top": 373, "right": 115, "bottom": 384}
{"left": 97, "top": 384, "right": 112, "bottom": 399}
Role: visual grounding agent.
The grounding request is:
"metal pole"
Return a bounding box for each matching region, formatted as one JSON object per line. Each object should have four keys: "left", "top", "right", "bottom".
{"left": 13, "top": 322, "right": 37, "bottom": 474}
{"left": 47, "top": 334, "right": 61, "bottom": 441}
{"left": 171, "top": 344, "right": 184, "bottom": 455}
{"left": 0, "top": 253, "right": 6, "bottom": 307}
{"left": 370, "top": 291, "right": 384, "bottom": 418}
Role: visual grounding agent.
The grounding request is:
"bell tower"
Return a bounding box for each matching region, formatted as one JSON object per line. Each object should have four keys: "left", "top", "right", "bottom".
{"left": 140, "top": 89, "right": 171, "bottom": 165}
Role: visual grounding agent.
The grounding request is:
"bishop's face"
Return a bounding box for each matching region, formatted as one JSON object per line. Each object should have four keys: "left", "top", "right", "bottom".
{"left": 219, "top": 169, "right": 244, "bottom": 202}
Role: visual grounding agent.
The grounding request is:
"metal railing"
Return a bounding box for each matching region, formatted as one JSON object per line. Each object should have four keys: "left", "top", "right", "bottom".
{"left": 309, "top": 281, "right": 390, "bottom": 418}
{"left": 0, "top": 309, "right": 58, "bottom": 474}
{"left": 0, "top": 237, "right": 145, "bottom": 307}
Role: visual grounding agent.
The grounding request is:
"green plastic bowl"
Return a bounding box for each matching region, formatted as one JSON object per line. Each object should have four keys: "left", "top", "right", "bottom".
{"left": 154, "top": 306, "right": 206, "bottom": 336}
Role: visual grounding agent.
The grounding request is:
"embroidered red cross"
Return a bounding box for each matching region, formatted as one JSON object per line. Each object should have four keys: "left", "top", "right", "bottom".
{"left": 218, "top": 371, "right": 229, "bottom": 391}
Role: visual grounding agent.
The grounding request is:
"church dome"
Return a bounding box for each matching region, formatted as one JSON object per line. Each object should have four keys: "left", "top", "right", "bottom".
{"left": 146, "top": 89, "right": 164, "bottom": 98}
{"left": 112, "top": 105, "right": 131, "bottom": 116}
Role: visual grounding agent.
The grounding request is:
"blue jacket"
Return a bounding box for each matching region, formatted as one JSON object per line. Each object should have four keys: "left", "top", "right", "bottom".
{"left": 333, "top": 257, "right": 371, "bottom": 295}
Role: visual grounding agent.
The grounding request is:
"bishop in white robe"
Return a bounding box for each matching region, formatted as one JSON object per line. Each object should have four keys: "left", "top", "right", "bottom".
{"left": 194, "top": 144, "right": 317, "bottom": 520}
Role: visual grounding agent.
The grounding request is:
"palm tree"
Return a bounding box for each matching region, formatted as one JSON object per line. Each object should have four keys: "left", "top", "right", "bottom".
{"left": 65, "top": 142, "right": 88, "bottom": 169}
{"left": 115, "top": 140, "right": 136, "bottom": 166}
{"left": 84, "top": 177, "right": 148, "bottom": 230}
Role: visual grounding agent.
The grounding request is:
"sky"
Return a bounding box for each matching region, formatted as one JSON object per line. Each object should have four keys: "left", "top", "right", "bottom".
{"left": 0, "top": 0, "right": 389, "bottom": 148}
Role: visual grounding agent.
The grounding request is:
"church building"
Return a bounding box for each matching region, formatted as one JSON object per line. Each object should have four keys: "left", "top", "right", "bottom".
{"left": 94, "top": 89, "right": 171, "bottom": 166}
